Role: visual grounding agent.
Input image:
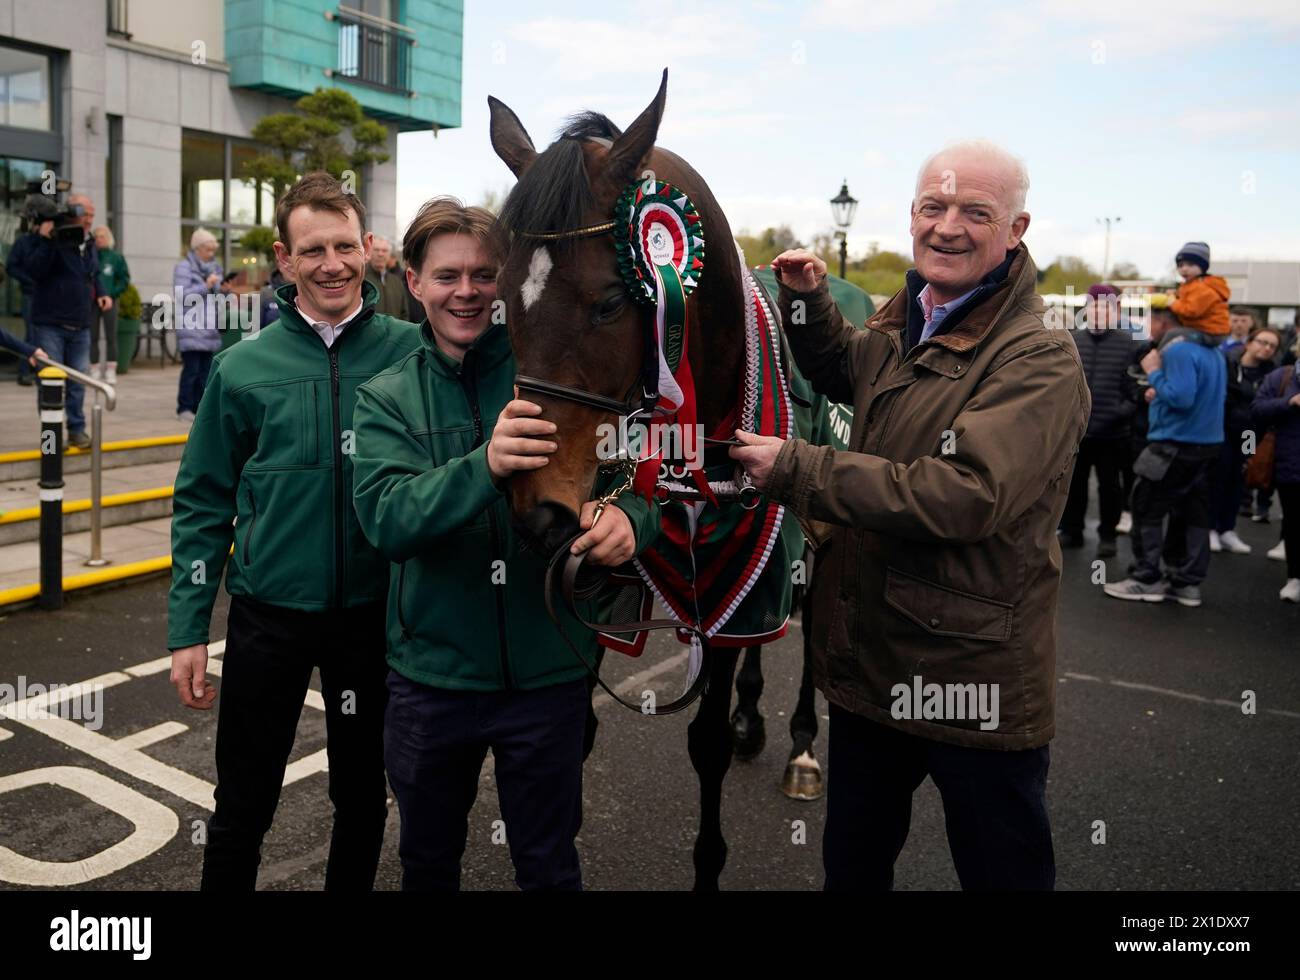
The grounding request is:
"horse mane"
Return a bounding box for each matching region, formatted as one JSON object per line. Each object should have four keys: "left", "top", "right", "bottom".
{"left": 497, "top": 112, "right": 625, "bottom": 250}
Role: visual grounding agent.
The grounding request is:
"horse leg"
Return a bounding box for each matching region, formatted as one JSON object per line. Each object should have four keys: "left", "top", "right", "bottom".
{"left": 730, "top": 645, "right": 766, "bottom": 760}
{"left": 781, "top": 582, "right": 825, "bottom": 801}
{"left": 688, "top": 644, "right": 740, "bottom": 891}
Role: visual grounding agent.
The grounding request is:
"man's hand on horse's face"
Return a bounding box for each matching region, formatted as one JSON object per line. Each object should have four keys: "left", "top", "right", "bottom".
{"left": 729, "top": 429, "right": 784, "bottom": 491}
{"left": 487, "top": 399, "right": 558, "bottom": 484}
{"left": 572, "top": 500, "right": 636, "bottom": 566}
{"left": 771, "top": 249, "right": 828, "bottom": 293}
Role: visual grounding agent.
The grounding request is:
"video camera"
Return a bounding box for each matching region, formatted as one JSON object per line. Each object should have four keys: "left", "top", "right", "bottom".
{"left": 19, "top": 177, "right": 87, "bottom": 247}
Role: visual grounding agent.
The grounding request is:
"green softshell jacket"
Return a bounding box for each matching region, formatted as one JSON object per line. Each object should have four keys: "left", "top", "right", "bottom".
{"left": 97, "top": 248, "right": 130, "bottom": 299}
{"left": 167, "top": 280, "right": 419, "bottom": 649}
{"left": 351, "top": 319, "right": 661, "bottom": 691}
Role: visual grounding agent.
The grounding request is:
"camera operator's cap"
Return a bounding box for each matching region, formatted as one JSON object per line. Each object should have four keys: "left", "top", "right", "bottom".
{"left": 1175, "top": 241, "right": 1210, "bottom": 273}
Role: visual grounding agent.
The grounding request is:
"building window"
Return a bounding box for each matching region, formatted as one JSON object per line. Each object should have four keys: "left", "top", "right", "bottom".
{"left": 1, "top": 157, "right": 57, "bottom": 332}
{"left": 181, "top": 131, "right": 276, "bottom": 291}
{"left": 335, "top": 4, "right": 413, "bottom": 94}
{"left": 0, "top": 44, "right": 53, "bottom": 131}
{"left": 107, "top": 0, "right": 133, "bottom": 39}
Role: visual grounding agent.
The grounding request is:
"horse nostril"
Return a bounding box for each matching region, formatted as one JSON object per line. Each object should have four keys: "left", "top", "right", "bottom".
{"left": 517, "top": 500, "right": 581, "bottom": 557}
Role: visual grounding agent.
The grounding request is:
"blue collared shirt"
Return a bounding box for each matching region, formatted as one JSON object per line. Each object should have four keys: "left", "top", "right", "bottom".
{"left": 916, "top": 283, "right": 980, "bottom": 344}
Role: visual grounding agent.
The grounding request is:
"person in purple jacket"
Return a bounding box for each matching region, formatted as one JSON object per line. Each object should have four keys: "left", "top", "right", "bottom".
{"left": 1252, "top": 363, "right": 1300, "bottom": 602}
{"left": 172, "top": 228, "right": 230, "bottom": 422}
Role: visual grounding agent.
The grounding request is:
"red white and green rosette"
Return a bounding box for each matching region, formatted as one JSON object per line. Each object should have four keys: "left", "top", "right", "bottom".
{"left": 614, "top": 177, "right": 709, "bottom": 500}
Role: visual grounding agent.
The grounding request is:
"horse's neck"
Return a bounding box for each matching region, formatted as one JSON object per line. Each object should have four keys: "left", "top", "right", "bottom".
{"left": 693, "top": 264, "right": 747, "bottom": 436}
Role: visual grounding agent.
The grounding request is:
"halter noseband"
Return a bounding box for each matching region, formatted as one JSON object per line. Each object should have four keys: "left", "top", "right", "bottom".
{"left": 513, "top": 221, "right": 662, "bottom": 425}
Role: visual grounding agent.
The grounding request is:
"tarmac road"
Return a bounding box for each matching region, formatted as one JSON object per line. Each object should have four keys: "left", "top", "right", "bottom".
{"left": 0, "top": 514, "right": 1296, "bottom": 891}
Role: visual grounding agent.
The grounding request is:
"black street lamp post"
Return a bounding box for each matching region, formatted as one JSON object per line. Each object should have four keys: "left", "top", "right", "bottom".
{"left": 830, "top": 179, "right": 859, "bottom": 280}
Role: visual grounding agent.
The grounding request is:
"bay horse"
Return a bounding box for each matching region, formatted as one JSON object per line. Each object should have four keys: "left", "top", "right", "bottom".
{"left": 488, "top": 71, "right": 817, "bottom": 889}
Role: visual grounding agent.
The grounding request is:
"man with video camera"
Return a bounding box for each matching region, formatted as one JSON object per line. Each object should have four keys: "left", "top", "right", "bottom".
{"left": 22, "top": 190, "right": 110, "bottom": 449}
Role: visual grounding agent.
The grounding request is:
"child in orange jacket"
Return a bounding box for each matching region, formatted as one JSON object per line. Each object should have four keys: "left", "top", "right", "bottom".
{"left": 1168, "top": 241, "right": 1230, "bottom": 337}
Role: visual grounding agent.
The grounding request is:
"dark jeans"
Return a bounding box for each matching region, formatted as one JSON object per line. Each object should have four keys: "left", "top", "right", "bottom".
{"left": 384, "top": 670, "right": 588, "bottom": 891}
{"left": 1278, "top": 483, "right": 1300, "bottom": 578}
{"left": 178, "top": 350, "right": 214, "bottom": 413}
{"left": 17, "top": 293, "right": 34, "bottom": 381}
{"left": 90, "top": 298, "right": 117, "bottom": 365}
{"left": 823, "top": 704, "right": 1054, "bottom": 891}
{"left": 32, "top": 323, "right": 90, "bottom": 433}
{"left": 1209, "top": 435, "right": 1248, "bottom": 534}
{"left": 1061, "top": 435, "right": 1127, "bottom": 539}
{"left": 1130, "top": 442, "right": 1219, "bottom": 587}
{"left": 200, "top": 596, "right": 389, "bottom": 891}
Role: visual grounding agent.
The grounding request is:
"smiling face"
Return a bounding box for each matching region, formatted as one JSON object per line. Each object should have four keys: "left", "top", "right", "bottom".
{"left": 408, "top": 231, "right": 498, "bottom": 359}
{"left": 273, "top": 205, "right": 370, "bottom": 324}
{"left": 911, "top": 150, "right": 1029, "bottom": 303}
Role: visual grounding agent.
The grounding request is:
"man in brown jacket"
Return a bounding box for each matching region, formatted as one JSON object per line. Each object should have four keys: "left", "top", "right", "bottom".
{"left": 732, "top": 140, "right": 1089, "bottom": 890}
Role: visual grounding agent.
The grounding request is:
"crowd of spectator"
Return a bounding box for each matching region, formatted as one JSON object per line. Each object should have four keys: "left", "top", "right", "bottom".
{"left": 1062, "top": 241, "right": 1300, "bottom": 605}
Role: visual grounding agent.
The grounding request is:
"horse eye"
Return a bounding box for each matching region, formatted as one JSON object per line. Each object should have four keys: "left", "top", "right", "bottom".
{"left": 592, "top": 294, "right": 626, "bottom": 324}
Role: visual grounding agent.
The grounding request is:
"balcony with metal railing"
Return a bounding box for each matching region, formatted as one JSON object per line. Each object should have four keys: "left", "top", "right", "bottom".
{"left": 332, "top": 5, "right": 414, "bottom": 95}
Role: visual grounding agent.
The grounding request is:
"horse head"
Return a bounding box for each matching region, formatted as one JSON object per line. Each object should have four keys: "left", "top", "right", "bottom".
{"left": 489, "top": 70, "right": 742, "bottom": 558}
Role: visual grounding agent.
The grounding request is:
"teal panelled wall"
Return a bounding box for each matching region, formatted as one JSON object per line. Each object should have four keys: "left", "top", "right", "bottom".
{"left": 225, "top": 0, "right": 462, "bottom": 131}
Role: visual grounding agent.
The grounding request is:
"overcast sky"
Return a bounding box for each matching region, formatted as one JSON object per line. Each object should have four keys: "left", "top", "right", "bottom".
{"left": 395, "top": 0, "right": 1300, "bottom": 280}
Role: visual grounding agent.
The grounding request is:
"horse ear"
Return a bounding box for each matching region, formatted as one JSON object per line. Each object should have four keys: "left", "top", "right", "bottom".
{"left": 595, "top": 69, "right": 667, "bottom": 198}
{"left": 488, "top": 95, "right": 538, "bottom": 177}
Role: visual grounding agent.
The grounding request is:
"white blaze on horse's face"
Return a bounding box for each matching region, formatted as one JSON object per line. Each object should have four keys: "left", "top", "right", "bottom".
{"left": 521, "top": 246, "right": 553, "bottom": 312}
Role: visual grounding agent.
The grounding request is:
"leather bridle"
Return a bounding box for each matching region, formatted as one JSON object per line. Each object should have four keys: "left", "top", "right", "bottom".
{"left": 511, "top": 220, "right": 753, "bottom": 714}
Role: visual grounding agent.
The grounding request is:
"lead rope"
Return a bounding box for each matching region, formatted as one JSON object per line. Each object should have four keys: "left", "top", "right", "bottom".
{"left": 542, "top": 537, "right": 712, "bottom": 715}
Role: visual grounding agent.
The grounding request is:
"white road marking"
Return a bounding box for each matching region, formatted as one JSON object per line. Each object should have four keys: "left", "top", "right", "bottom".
{"left": 116, "top": 721, "right": 189, "bottom": 751}
{"left": 0, "top": 766, "right": 178, "bottom": 886}
{"left": 591, "top": 649, "right": 691, "bottom": 710}
{"left": 1062, "top": 671, "right": 1300, "bottom": 719}
{"left": 0, "top": 727, "right": 11, "bottom": 742}
{"left": 125, "top": 655, "right": 176, "bottom": 678}
{"left": 521, "top": 246, "right": 552, "bottom": 311}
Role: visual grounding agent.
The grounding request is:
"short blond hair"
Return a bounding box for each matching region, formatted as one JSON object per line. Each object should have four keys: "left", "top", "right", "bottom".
{"left": 93, "top": 225, "right": 115, "bottom": 249}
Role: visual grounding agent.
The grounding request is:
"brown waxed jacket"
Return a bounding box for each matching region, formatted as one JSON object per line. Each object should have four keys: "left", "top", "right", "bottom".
{"left": 767, "top": 244, "right": 1089, "bottom": 749}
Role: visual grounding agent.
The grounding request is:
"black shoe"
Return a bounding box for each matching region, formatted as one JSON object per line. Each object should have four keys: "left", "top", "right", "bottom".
{"left": 17, "top": 374, "right": 33, "bottom": 386}
{"left": 1058, "top": 531, "right": 1085, "bottom": 549}
{"left": 1096, "top": 538, "right": 1118, "bottom": 558}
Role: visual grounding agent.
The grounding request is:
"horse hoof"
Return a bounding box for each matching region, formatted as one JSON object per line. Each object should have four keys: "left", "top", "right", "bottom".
{"left": 780, "top": 751, "right": 824, "bottom": 801}
{"left": 730, "top": 709, "right": 766, "bottom": 760}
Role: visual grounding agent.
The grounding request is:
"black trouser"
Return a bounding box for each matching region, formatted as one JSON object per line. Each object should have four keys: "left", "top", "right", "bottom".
{"left": 1130, "top": 442, "right": 1219, "bottom": 587}
{"left": 384, "top": 669, "right": 588, "bottom": 891}
{"left": 1209, "top": 434, "right": 1248, "bottom": 534}
{"left": 200, "top": 596, "right": 389, "bottom": 891}
{"left": 823, "top": 704, "right": 1054, "bottom": 891}
{"left": 1061, "top": 435, "right": 1128, "bottom": 539}
{"left": 1277, "top": 483, "right": 1300, "bottom": 578}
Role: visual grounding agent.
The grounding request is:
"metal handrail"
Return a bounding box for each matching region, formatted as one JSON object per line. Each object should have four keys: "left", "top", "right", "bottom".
{"left": 35, "top": 354, "right": 117, "bottom": 566}
{"left": 34, "top": 354, "right": 117, "bottom": 410}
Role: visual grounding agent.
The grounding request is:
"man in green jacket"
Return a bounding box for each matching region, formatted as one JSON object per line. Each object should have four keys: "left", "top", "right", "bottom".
{"left": 351, "top": 197, "right": 660, "bottom": 891}
{"left": 167, "top": 172, "right": 419, "bottom": 891}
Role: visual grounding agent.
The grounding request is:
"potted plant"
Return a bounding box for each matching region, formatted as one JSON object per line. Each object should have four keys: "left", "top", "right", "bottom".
{"left": 116, "top": 283, "right": 142, "bottom": 374}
